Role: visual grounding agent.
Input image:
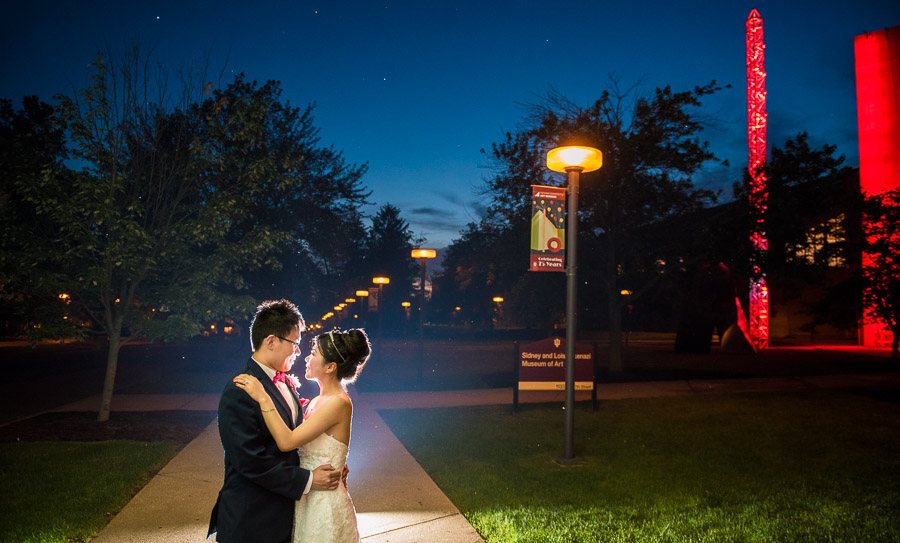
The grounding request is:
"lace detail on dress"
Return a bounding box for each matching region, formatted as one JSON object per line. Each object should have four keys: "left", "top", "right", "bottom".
{"left": 293, "top": 433, "right": 360, "bottom": 542}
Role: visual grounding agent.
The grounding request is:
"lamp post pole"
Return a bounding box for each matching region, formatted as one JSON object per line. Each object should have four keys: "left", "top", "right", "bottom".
{"left": 563, "top": 166, "right": 580, "bottom": 461}
{"left": 411, "top": 249, "right": 436, "bottom": 383}
{"left": 372, "top": 277, "right": 390, "bottom": 340}
{"left": 547, "top": 145, "right": 603, "bottom": 464}
{"left": 355, "top": 290, "right": 369, "bottom": 327}
{"left": 492, "top": 297, "right": 504, "bottom": 329}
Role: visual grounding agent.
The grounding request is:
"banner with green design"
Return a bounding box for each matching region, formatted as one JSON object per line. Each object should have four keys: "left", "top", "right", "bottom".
{"left": 530, "top": 185, "right": 566, "bottom": 272}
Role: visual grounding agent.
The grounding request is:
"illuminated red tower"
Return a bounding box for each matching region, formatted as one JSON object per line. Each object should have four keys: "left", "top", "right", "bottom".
{"left": 855, "top": 25, "right": 900, "bottom": 347}
{"left": 746, "top": 9, "right": 769, "bottom": 350}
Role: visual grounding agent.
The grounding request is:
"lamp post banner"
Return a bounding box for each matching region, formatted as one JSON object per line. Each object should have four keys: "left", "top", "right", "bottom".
{"left": 530, "top": 185, "right": 566, "bottom": 272}
{"left": 518, "top": 337, "right": 593, "bottom": 390}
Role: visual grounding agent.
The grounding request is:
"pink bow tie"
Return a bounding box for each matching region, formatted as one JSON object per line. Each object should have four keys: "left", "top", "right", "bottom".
{"left": 273, "top": 371, "right": 287, "bottom": 385}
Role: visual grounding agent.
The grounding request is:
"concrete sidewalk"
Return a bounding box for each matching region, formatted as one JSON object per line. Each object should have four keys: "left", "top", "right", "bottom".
{"left": 50, "top": 371, "right": 900, "bottom": 542}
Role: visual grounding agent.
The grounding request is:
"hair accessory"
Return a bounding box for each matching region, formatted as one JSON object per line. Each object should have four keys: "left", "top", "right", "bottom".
{"left": 327, "top": 330, "right": 347, "bottom": 363}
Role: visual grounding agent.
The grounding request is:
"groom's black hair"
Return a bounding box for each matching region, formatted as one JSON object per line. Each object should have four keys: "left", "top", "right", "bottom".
{"left": 250, "top": 299, "right": 305, "bottom": 351}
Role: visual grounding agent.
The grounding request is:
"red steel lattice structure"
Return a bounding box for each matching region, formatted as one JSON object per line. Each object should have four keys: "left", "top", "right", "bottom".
{"left": 746, "top": 9, "right": 769, "bottom": 350}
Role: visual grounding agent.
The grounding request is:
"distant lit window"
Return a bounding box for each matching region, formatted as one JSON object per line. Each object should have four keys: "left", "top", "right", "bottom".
{"left": 790, "top": 215, "right": 846, "bottom": 267}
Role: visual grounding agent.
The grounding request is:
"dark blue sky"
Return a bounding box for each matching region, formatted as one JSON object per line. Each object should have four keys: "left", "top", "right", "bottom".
{"left": 2, "top": 0, "right": 897, "bottom": 247}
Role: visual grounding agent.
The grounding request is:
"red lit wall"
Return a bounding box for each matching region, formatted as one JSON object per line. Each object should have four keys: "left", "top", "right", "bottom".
{"left": 855, "top": 26, "right": 900, "bottom": 348}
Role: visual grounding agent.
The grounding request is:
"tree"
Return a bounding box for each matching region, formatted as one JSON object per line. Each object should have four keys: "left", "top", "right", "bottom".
{"left": 202, "top": 75, "right": 370, "bottom": 317}
{"left": 364, "top": 204, "right": 418, "bottom": 334}
{"left": 0, "top": 46, "right": 370, "bottom": 420}
{"left": 731, "top": 132, "right": 862, "bottom": 337}
{"left": 0, "top": 96, "right": 72, "bottom": 338}
{"left": 862, "top": 188, "right": 900, "bottom": 360}
{"left": 433, "top": 219, "right": 510, "bottom": 329}
{"left": 478, "top": 81, "right": 726, "bottom": 369}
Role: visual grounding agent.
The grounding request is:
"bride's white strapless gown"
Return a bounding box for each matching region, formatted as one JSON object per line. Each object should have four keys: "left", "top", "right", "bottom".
{"left": 293, "top": 432, "right": 360, "bottom": 542}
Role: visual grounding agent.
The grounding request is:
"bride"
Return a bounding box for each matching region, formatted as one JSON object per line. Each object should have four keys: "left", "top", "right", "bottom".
{"left": 234, "top": 328, "right": 370, "bottom": 543}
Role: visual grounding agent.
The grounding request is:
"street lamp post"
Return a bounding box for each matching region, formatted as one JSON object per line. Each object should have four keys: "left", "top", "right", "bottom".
{"left": 401, "top": 301, "right": 412, "bottom": 324}
{"left": 355, "top": 290, "right": 370, "bottom": 326}
{"left": 411, "top": 249, "right": 437, "bottom": 382}
{"left": 372, "top": 277, "right": 390, "bottom": 338}
{"left": 492, "top": 296, "right": 504, "bottom": 329}
{"left": 620, "top": 290, "right": 633, "bottom": 347}
{"left": 344, "top": 298, "right": 357, "bottom": 322}
{"left": 547, "top": 145, "right": 603, "bottom": 464}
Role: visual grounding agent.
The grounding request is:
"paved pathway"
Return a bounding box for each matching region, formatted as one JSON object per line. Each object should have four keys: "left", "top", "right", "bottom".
{"left": 45, "top": 367, "right": 900, "bottom": 542}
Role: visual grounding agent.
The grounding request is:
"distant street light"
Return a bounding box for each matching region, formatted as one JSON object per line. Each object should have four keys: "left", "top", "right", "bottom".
{"left": 401, "top": 301, "right": 412, "bottom": 322}
{"left": 492, "top": 297, "right": 505, "bottom": 329}
{"left": 411, "top": 249, "right": 437, "bottom": 382}
{"left": 372, "top": 277, "right": 390, "bottom": 337}
{"left": 354, "top": 290, "right": 370, "bottom": 325}
{"left": 547, "top": 145, "right": 603, "bottom": 464}
{"left": 620, "top": 290, "right": 633, "bottom": 346}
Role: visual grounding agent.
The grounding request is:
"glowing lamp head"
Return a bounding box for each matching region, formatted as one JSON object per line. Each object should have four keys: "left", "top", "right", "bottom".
{"left": 355, "top": 290, "right": 370, "bottom": 297}
{"left": 372, "top": 277, "right": 390, "bottom": 285}
{"left": 334, "top": 305, "right": 343, "bottom": 311}
{"left": 546, "top": 146, "right": 603, "bottom": 173}
{"left": 493, "top": 297, "right": 504, "bottom": 303}
{"left": 411, "top": 249, "right": 437, "bottom": 259}
{"left": 401, "top": 301, "right": 411, "bottom": 307}
{"left": 345, "top": 298, "right": 356, "bottom": 303}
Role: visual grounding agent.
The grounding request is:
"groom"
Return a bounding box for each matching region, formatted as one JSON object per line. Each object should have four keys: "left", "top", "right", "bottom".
{"left": 208, "top": 299, "right": 341, "bottom": 543}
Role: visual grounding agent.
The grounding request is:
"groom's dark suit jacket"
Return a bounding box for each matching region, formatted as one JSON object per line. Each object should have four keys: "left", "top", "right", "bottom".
{"left": 208, "top": 358, "right": 308, "bottom": 543}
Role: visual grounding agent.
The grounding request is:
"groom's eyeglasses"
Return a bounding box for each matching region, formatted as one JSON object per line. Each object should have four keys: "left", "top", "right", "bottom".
{"left": 275, "top": 335, "right": 302, "bottom": 349}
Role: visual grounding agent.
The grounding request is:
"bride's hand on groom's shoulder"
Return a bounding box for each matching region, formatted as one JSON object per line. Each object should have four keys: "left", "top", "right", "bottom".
{"left": 233, "top": 374, "right": 268, "bottom": 404}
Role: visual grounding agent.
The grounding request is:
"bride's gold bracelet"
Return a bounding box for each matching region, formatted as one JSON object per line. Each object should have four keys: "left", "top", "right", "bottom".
{"left": 260, "top": 407, "right": 276, "bottom": 413}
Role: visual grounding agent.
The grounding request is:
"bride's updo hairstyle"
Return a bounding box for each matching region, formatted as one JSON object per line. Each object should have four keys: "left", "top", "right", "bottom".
{"left": 316, "top": 328, "right": 371, "bottom": 384}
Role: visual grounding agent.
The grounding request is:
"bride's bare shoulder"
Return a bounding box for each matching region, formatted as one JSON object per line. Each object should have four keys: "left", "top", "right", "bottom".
{"left": 320, "top": 392, "right": 352, "bottom": 411}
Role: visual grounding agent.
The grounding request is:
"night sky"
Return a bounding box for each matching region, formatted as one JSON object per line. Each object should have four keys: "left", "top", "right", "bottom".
{"left": 2, "top": 0, "right": 897, "bottom": 248}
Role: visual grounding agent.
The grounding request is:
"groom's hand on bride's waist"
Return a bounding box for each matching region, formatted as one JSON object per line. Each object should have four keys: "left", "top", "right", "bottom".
{"left": 311, "top": 464, "right": 341, "bottom": 491}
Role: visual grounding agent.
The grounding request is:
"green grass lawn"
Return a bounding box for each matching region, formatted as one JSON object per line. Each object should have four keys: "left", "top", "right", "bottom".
{"left": 0, "top": 441, "right": 180, "bottom": 543}
{"left": 380, "top": 389, "right": 900, "bottom": 542}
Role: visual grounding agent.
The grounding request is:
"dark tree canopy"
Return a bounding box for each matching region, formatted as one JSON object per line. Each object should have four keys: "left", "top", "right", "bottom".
{"left": 439, "top": 80, "right": 728, "bottom": 368}
{"left": 862, "top": 189, "right": 900, "bottom": 360}
{"left": 363, "top": 204, "right": 418, "bottom": 333}
{"left": 0, "top": 48, "right": 371, "bottom": 420}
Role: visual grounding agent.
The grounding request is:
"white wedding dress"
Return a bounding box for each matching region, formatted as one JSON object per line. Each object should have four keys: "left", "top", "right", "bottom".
{"left": 293, "top": 432, "right": 360, "bottom": 542}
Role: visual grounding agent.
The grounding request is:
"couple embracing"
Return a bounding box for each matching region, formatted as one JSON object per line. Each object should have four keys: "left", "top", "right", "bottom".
{"left": 208, "top": 299, "right": 371, "bottom": 543}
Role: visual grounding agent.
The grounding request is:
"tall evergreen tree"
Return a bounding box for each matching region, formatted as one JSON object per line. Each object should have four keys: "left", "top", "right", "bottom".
{"left": 364, "top": 204, "right": 417, "bottom": 334}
